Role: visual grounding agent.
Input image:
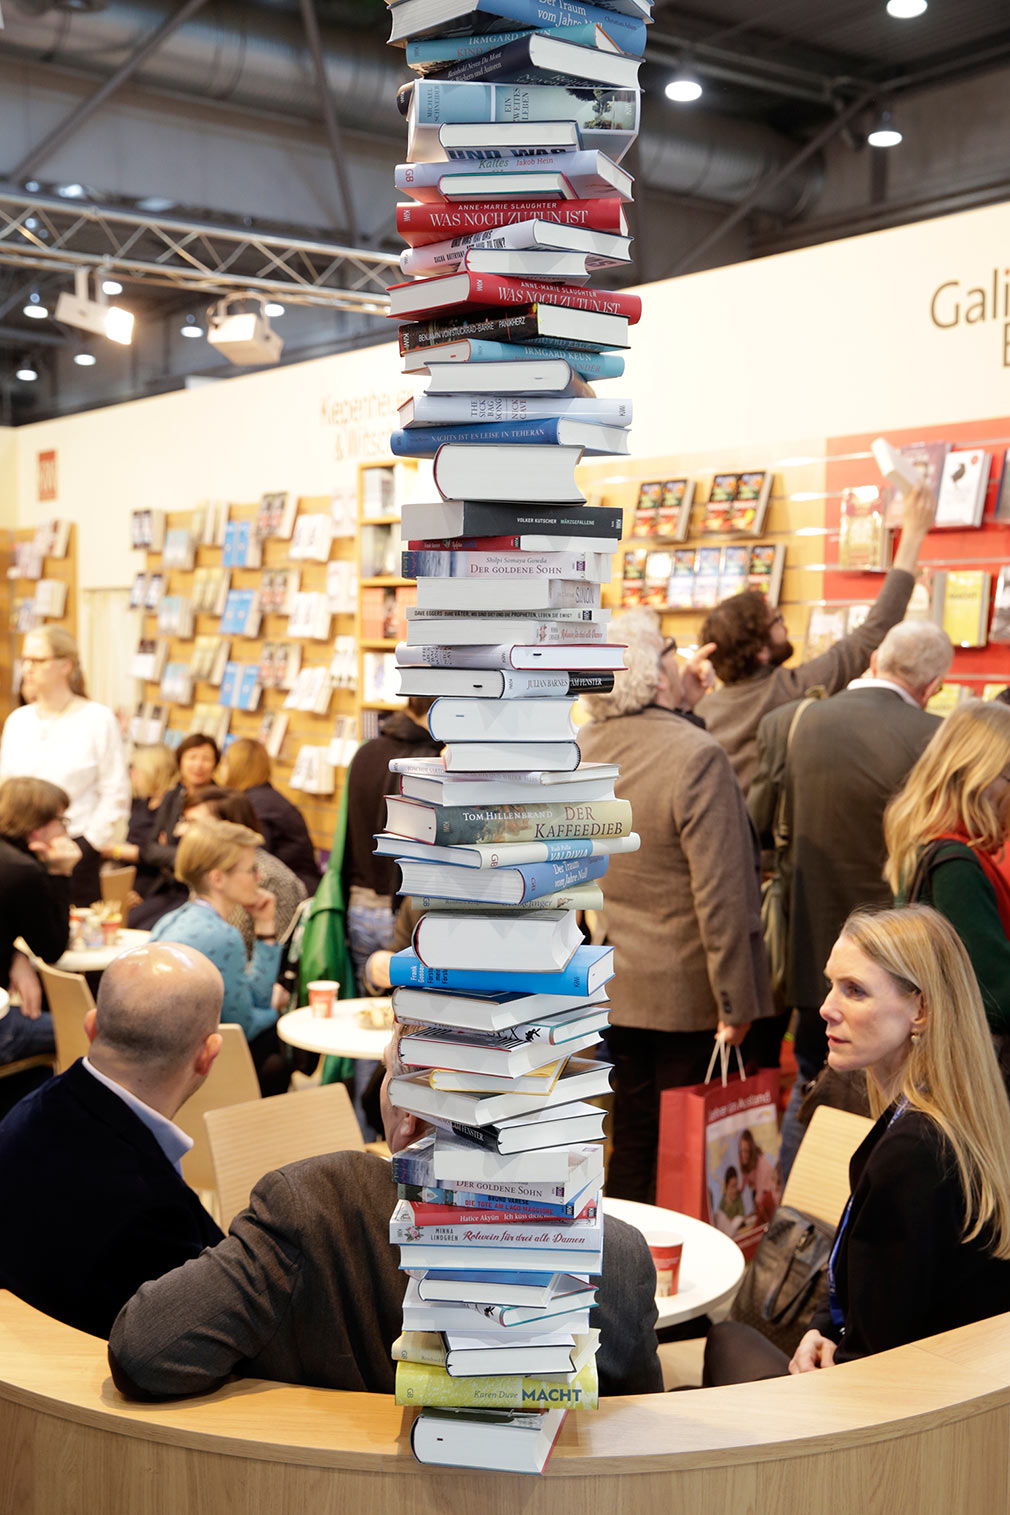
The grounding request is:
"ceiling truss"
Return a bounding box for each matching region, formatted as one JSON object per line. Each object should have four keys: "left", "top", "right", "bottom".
{"left": 0, "top": 188, "right": 396, "bottom": 311}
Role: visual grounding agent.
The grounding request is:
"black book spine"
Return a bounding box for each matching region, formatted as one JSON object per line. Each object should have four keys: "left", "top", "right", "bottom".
{"left": 399, "top": 310, "right": 540, "bottom": 351}
{"left": 450, "top": 1120, "right": 503, "bottom": 1150}
{"left": 563, "top": 672, "right": 615, "bottom": 694}
{"left": 430, "top": 35, "right": 533, "bottom": 82}
{"left": 452, "top": 504, "right": 624, "bottom": 536}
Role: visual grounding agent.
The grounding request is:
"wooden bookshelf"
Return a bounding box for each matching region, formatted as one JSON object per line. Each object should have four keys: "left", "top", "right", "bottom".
{"left": 3, "top": 521, "right": 78, "bottom": 720}
{"left": 355, "top": 460, "right": 418, "bottom": 733}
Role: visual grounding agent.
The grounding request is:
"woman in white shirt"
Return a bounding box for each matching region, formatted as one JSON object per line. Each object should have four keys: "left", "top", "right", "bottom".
{"left": 1, "top": 626, "right": 131, "bottom": 906}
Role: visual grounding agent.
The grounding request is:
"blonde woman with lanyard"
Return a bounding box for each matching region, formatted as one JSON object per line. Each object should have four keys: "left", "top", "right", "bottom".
{"left": 1, "top": 626, "right": 130, "bottom": 906}
{"left": 703, "top": 905, "right": 1010, "bottom": 1384}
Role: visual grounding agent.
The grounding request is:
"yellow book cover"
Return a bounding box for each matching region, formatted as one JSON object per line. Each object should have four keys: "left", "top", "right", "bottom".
{"left": 941, "top": 570, "right": 990, "bottom": 648}
{"left": 926, "top": 683, "right": 966, "bottom": 718}
{"left": 392, "top": 1331, "right": 446, "bottom": 1366}
{"left": 395, "top": 1356, "right": 598, "bottom": 1411}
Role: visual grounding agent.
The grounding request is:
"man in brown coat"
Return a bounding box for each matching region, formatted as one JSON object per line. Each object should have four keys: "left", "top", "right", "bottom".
{"left": 579, "top": 610, "right": 774, "bottom": 1203}
{"left": 697, "top": 485, "right": 935, "bottom": 796}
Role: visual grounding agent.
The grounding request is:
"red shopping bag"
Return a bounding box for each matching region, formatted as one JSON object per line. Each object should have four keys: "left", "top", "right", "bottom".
{"left": 656, "top": 1042, "right": 781, "bottom": 1261}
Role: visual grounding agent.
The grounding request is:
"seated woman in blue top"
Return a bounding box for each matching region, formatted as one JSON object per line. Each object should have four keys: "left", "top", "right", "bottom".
{"left": 150, "top": 819, "right": 288, "bottom": 1095}
{"left": 704, "top": 904, "right": 1010, "bottom": 1384}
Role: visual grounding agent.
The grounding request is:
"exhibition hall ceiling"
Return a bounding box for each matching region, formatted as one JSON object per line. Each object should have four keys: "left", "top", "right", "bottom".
{"left": 1, "top": 0, "right": 1009, "bottom": 422}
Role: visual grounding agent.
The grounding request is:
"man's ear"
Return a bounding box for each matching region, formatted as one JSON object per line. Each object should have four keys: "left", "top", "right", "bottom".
{"left": 194, "top": 1031, "right": 222, "bottom": 1079}
{"left": 869, "top": 649, "right": 879, "bottom": 677}
{"left": 389, "top": 1109, "right": 423, "bottom": 1155}
{"left": 919, "top": 675, "right": 944, "bottom": 709}
{"left": 83, "top": 1007, "right": 98, "bottom": 1044}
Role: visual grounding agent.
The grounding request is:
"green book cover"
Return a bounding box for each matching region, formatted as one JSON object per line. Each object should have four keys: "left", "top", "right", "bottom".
{"left": 395, "top": 1355, "right": 598, "bottom": 1410}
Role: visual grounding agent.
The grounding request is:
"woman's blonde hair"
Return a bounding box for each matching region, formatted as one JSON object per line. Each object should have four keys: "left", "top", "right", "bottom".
{"left": 218, "top": 737, "right": 271, "bottom": 790}
{"left": 883, "top": 699, "right": 1010, "bottom": 893}
{"left": 130, "top": 744, "right": 178, "bottom": 801}
{"left": 839, "top": 904, "right": 1010, "bottom": 1258}
{"left": 581, "top": 606, "right": 663, "bottom": 721}
{"left": 175, "top": 819, "right": 262, "bottom": 895}
{"left": 31, "top": 625, "right": 86, "bottom": 697}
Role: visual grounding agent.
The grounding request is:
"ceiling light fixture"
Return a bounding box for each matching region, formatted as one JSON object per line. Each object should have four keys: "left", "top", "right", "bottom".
{"left": 868, "top": 108, "right": 903, "bottom": 147}
{"left": 23, "top": 292, "right": 49, "bottom": 320}
{"left": 102, "top": 278, "right": 123, "bottom": 296}
{"left": 57, "top": 183, "right": 87, "bottom": 199}
{"left": 73, "top": 351, "right": 98, "bottom": 367}
{"left": 886, "top": 0, "right": 926, "bottom": 16}
{"left": 264, "top": 301, "right": 285, "bottom": 318}
{"left": 206, "top": 295, "right": 283, "bottom": 365}
{"left": 665, "top": 67, "right": 703, "bottom": 103}
{"left": 16, "top": 361, "right": 39, "bottom": 382}
{"left": 180, "top": 316, "right": 204, "bottom": 338}
{"left": 55, "top": 269, "right": 134, "bottom": 345}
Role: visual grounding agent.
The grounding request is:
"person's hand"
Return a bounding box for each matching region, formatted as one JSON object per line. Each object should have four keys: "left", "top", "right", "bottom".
{"left": 364, "top": 949, "right": 394, "bottom": 994}
{"left": 249, "top": 888, "right": 277, "bottom": 936}
{"left": 893, "top": 483, "right": 935, "bottom": 569}
{"left": 125, "top": 889, "right": 142, "bottom": 913}
{"left": 29, "top": 833, "right": 83, "bottom": 876}
{"left": 789, "top": 1330, "right": 837, "bottom": 1374}
{"left": 717, "top": 1019, "right": 750, "bottom": 1047}
{"left": 680, "top": 641, "right": 717, "bottom": 709}
{"left": 271, "top": 982, "right": 291, "bottom": 1012}
{"left": 9, "top": 951, "right": 43, "bottom": 1019}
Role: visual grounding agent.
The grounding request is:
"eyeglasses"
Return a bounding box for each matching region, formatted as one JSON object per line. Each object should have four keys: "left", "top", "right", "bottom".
{"left": 661, "top": 636, "right": 678, "bottom": 657}
{"left": 21, "top": 656, "right": 57, "bottom": 666}
{"left": 767, "top": 614, "right": 786, "bottom": 631}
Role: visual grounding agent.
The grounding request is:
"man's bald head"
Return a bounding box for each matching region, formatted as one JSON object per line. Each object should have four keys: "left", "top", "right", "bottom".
{"left": 94, "top": 944, "right": 223, "bottom": 1073}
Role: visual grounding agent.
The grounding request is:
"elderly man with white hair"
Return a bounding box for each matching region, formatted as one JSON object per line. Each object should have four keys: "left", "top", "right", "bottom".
{"left": 577, "top": 608, "right": 775, "bottom": 1204}
{"left": 0, "top": 942, "right": 226, "bottom": 1338}
{"left": 757, "top": 616, "right": 954, "bottom": 1177}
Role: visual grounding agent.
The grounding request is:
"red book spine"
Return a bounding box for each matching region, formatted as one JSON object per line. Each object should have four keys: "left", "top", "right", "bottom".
{"left": 391, "top": 272, "right": 642, "bottom": 323}
{"left": 407, "top": 1201, "right": 596, "bottom": 1227}
{"left": 396, "top": 198, "right": 626, "bottom": 247}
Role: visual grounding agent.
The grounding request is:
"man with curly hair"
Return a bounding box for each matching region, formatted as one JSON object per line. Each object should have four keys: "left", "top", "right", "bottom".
{"left": 697, "top": 485, "right": 935, "bottom": 797}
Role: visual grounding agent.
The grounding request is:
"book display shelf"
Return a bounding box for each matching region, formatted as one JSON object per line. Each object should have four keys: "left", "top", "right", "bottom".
{"left": 579, "top": 443, "right": 827, "bottom": 655}
{"left": 826, "top": 417, "right": 1010, "bottom": 708}
{"left": 131, "top": 497, "right": 356, "bottom": 853}
{"left": 3, "top": 520, "right": 77, "bottom": 723}
{"left": 356, "top": 459, "right": 418, "bottom": 740}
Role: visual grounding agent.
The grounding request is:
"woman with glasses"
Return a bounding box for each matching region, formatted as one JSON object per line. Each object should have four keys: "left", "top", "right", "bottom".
{"left": 884, "top": 698, "right": 1010, "bottom": 1035}
{"left": 0, "top": 626, "right": 130, "bottom": 906}
{"left": 149, "top": 819, "right": 288, "bottom": 1094}
{"left": 704, "top": 905, "right": 1010, "bottom": 1384}
{"left": 0, "top": 776, "right": 80, "bottom": 1067}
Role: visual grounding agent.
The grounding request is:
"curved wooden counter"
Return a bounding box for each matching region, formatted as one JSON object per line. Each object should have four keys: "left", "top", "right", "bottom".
{"left": 2, "top": 1290, "right": 1009, "bottom": 1514}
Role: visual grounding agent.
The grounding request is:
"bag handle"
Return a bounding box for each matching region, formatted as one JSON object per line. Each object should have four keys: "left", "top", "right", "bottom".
{"left": 704, "top": 1036, "right": 747, "bottom": 1089}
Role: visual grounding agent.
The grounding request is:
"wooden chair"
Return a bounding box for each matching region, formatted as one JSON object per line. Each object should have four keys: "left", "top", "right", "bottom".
{"left": 781, "top": 1104, "right": 874, "bottom": 1228}
{"left": 35, "top": 963, "right": 94, "bottom": 1075}
{"left": 205, "top": 1082, "right": 364, "bottom": 1230}
{"left": 0, "top": 1053, "right": 55, "bottom": 1082}
{"left": 99, "top": 866, "right": 137, "bottom": 910}
{"left": 176, "top": 1024, "right": 261, "bottom": 1199}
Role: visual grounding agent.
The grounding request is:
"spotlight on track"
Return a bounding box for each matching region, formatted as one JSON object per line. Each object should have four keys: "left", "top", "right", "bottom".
{"left": 207, "top": 295, "right": 283, "bottom": 366}
{"left": 55, "top": 269, "right": 134, "bottom": 345}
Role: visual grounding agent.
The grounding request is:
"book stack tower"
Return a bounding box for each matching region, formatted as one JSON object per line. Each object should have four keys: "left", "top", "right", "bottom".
{"left": 380, "top": 0, "right": 647, "bottom": 1477}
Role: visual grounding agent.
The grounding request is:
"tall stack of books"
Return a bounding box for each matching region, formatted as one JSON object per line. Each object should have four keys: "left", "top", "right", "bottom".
{"left": 382, "top": 0, "right": 647, "bottom": 1476}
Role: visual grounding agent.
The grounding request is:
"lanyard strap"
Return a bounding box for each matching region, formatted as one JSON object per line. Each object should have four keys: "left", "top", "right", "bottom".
{"left": 827, "top": 1099, "right": 908, "bottom": 1331}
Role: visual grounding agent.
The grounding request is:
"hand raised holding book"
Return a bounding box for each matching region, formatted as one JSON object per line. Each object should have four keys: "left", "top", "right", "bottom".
{"left": 680, "top": 640, "right": 717, "bottom": 710}
{"left": 893, "top": 484, "right": 936, "bottom": 571}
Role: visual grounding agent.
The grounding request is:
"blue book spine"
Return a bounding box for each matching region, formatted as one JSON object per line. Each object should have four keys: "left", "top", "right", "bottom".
{"left": 398, "top": 1184, "right": 585, "bottom": 1217}
{"left": 428, "top": 340, "right": 624, "bottom": 379}
{"left": 237, "top": 665, "right": 260, "bottom": 710}
{"left": 406, "top": 24, "right": 610, "bottom": 64}
{"left": 221, "top": 521, "right": 237, "bottom": 566}
{"left": 398, "top": 854, "right": 608, "bottom": 902}
{"left": 467, "top": 1, "right": 645, "bottom": 54}
{"left": 218, "top": 663, "right": 239, "bottom": 708}
{"left": 392, "top": 418, "right": 566, "bottom": 456}
{"left": 235, "top": 520, "right": 251, "bottom": 565}
{"left": 388, "top": 943, "right": 612, "bottom": 995}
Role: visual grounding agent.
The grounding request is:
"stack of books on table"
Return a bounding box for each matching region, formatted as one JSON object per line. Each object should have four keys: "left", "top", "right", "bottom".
{"left": 382, "top": 0, "right": 647, "bottom": 1470}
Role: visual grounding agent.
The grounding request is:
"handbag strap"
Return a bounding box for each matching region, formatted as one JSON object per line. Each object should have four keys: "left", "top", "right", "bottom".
{"left": 771, "top": 690, "right": 824, "bottom": 853}
{"left": 704, "top": 1037, "right": 747, "bottom": 1089}
{"left": 904, "top": 838, "right": 960, "bottom": 904}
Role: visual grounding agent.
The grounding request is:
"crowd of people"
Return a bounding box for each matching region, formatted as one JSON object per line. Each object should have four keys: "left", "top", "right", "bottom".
{"left": 4, "top": 475, "right": 1010, "bottom": 1408}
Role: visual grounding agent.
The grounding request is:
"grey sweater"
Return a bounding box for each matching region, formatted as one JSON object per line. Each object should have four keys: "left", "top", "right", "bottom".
{"left": 698, "top": 567, "right": 916, "bottom": 797}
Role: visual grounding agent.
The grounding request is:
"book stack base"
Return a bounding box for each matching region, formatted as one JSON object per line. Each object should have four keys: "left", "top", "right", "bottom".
{"left": 382, "top": 0, "right": 649, "bottom": 1472}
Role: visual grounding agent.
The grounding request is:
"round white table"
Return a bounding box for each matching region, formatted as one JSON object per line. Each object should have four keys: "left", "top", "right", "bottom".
{"left": 55, "top": 928, "right": 152, "bottom": 974}
{"left": 277, "top": 1001, "right": 394, "bottom": 1061}
{"left": 603, "top": 1196, "right": 744, "bottom": 1328}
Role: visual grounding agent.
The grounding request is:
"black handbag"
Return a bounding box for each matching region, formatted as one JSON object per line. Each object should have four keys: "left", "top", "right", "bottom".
{"left": 728, "top": 1204, "right": 834, "bottom": 1355}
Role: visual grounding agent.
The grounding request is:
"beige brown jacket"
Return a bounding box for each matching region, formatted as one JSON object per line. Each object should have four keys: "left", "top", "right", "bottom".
{"left": 579, "top": 706, "right": 773, "bottom": 1034}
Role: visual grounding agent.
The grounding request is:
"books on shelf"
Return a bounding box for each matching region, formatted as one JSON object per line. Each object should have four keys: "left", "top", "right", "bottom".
{"left": 837, "top": 487, "right": 891, "bottom": 572}
{"left": 287, "top": 591, "right": 333, "bottom": 641}
{"left": 192, "top": 566, "right": 231, "bottom": 617}
{"left": 189, "top": 701, "right": 230, "bottom": 748}
{"left": 805, "top": 607, "right": 847, "bottom": 658}
{"left": 932, "top": 568, "right": 991, "bottom": 647}
{"left": 144, "top": 572, "right": 165, "bottom": 611}
{"left": 259, "top": 640, "right": 301, "bottom": 691}
{"left": 990, "top": 567, "right": 1010, "bottom": 644}
{"left": 363, "top": 649, "right": 407, "bottom": 706}
{"left": 261, "top": 568, "right": 300, "bottom": 615}
{"left": 283, "top": 665, "right": 334, "bottom": 715}
{"left": 131, "top": 637, "right": 170, "bottom": 683}
{"left": 325, "top": 560, "right": 357, "bottom": 614}
{"left": 34, "top": 578, "right": 68, "bottom": 619}
{"left": 289, "top": 744, "right": 336, "bottom": 795}
{"left": 256, "top": 709, "right": 290, "bottom": 761}
{"left": 128, "top": 701, "right": 167, "bottom": 746}
{"left": 160, "top": 661, "right": 195, "bottom": 705}
{"left": 934, "top": 447, "right": 992, "bottom": 529}
{"left": 256, "top": 491, "right": 298, "bottom": 541}
{"left": 877, "top": 440, "right": 950, "bottom": 528}
{"left": 130, "top": 509, "right": 165, "bottom": 552}
{"left": 157, "top": 596, "right": 194, "bottom": 638}
{"left": 220, "top": 589, "right": 262, "bottom": 638}
{"left": 221, "top": 518, "right": 263, "bottom": 568}
{"left": 700, "top": 470, "right": 773, "bottom": 535}
{"left": 162, "top": 526, "right": 195, "bottom": 571}
{"left": 289, "top": 512, "right": 335, "bottom": 562}
{"left": 190, "top": 635, "right": 230, "bottom": 686}
{"left": 218, "top": 661, "right": 263, "bottom": 712}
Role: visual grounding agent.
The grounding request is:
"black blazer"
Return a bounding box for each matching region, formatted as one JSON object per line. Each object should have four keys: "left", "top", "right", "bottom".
{"left": 0, "top": 1059, "right": 223, "bottom": 1339}
{"left": 0, "top": 833, "right": 71, "bottom": 986}
{"left": 245, "top": 783, "right": 320, "bottom": 893}
{"left": 812, "top": 1106, "right": 1010, "bottom": 1362}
